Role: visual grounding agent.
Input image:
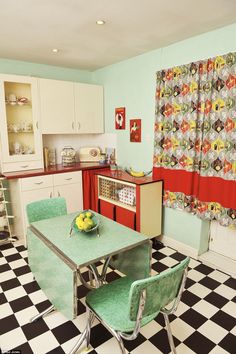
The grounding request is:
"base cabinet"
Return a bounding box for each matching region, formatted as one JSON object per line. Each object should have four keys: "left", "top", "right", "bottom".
{"left": 9, "top": 171, "right": 83, "bottom": 245}
{"left": 96, "top": 172, "right": 163, "bottom": 238}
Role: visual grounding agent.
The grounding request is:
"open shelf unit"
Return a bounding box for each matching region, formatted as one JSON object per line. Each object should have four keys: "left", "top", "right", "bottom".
{"left": 0, "top": 177, "right": 15, "bottom": 244}
{"left": 95, "top": 171, "right": 163, "bottom": 238}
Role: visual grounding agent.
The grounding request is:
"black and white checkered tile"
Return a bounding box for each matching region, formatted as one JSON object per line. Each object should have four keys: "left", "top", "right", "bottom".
{"left": 0, "top": 241, "right": 235, "bottom": 354}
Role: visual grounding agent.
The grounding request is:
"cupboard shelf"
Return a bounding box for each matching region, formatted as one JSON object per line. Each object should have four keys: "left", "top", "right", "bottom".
{"left": 99, "top": 195, "right": 136, "bottom": 212}
{"left": 8, "top": 130, "right": 34, "bottom": 134}
{"left": 0, "top": 75, "right": 43, "bottom": 173}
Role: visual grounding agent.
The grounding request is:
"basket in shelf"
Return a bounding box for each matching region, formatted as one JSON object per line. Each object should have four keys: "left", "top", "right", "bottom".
{"left": 117, "top": 187, "right": 136, "bottom": 206}
{"left": 98, "top": 177, "right": 136, "bottom": 207}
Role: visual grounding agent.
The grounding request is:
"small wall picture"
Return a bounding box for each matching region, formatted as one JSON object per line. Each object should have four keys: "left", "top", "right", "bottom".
{"left": 115, "top": 107, "right": 126, "bottom": 129}
{"left": 130, "top": 119, "right": 141, "bottom": 142}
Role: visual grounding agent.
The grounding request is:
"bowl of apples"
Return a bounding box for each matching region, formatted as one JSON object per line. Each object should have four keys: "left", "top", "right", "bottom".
{"left": 71, "top": 210, "right": 99, "bottom": 234}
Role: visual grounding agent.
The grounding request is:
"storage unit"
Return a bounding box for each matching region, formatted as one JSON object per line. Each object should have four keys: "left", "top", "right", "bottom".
{"left": 9, "top": 171, "right": 83, "bottom": 245}
{"left": 0, "top": 177, "right": 15, "bottom": 243}
{"left": 95, "top": 171, "right": 163, "bottom": 238}
{"left": 39, "top": 79, "right": 104, "bottom": 134}
{"left": 0, "top": 74, "right": 43, "bottom": 173}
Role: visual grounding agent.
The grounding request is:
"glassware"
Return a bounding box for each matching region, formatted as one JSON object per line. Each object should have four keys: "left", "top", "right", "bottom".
{"left": 61, "top": 146, "right": 76, "bottom": 166}
{"left": 49, "top": 149, "right": 56, "bottom": 166}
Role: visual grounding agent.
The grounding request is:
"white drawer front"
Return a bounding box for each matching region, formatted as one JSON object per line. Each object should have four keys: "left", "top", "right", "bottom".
{"left": 53, "top": 171, "right": 82, "bottom": 186}
{"left": 21, "top": 175, "right": 54, "bottom": 191}
{"left": 2, "top": 160, "right": 43, "bottom": 173}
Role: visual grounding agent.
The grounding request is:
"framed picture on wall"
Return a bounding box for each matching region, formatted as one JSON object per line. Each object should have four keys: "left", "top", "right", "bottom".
{"left": 130, "top": 119, "right": 141, "bottom": 142}
{"left": 115, "top": 107, "right": 126, "bottom": 129}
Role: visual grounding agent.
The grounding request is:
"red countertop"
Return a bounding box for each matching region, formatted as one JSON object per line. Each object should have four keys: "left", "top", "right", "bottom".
{"left": 95, "top": 169, "right": 161, "bottom": 185}
{"left": 3, "top": 162, "right": 110, "bottom": 180}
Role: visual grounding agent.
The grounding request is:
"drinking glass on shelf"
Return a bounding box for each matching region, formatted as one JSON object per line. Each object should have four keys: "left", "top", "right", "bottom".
{"left": 13, "top": 142, "right": 22, "bottom": 155}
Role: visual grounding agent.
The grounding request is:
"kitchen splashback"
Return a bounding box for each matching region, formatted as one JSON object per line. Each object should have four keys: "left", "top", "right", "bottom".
{"left": 42, "top": 133, "right": 117, "bottom": 164}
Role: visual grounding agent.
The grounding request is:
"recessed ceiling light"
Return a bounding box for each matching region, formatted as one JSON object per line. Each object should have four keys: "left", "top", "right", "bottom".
{"left": 52, "top": 48, "right": 59, "bottom": 53}
{"left": 96, "top": 20, "right": 106, "bottom": 25}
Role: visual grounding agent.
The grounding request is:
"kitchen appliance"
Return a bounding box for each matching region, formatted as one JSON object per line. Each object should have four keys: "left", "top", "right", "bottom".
{"left": 79, "top": 147, "right": 101, "bottom": 162}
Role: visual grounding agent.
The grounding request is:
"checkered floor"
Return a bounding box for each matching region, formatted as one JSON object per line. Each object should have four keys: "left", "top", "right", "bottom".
{"left": 0, "top": 241, "right": 235, "bottom": 354}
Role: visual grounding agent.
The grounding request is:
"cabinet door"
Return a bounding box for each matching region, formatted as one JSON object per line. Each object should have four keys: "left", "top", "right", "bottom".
{"left": 99, "top": 199, "right": 115, "bottom": 220}
{"left": 116, "top": 206, "right": 136, "bottom": 230}
{"left": 54, "top": 183, "right": 83, "bottom": 213}
{"left": 53, "top": 171, "right": 83, "bottom": 213}
{"left": 21, "top": 187, "right": 54, "bottom": 244}
{"left": 39, "top": 78, "right": 75, "bottom": 134}
{"left": 0, "top": 75, "right": 43, "bottom": 169}
{"left": 74, "top": 83, "right": 104, "bottom": 133}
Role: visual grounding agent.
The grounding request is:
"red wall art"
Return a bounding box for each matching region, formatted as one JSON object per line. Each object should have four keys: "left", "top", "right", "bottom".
{"left": 130, "top": 119, "right": 141, "bottom": 142}
{"left": 115, "top": 107, "right": 126, "bottom": 129}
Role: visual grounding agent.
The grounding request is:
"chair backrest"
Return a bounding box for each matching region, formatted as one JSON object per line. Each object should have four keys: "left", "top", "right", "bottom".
{"left": 129, "top": 257, "right": 190, "bottom": 321}
{"left": 26, "top": 197, "right": 67, "bottom": 223}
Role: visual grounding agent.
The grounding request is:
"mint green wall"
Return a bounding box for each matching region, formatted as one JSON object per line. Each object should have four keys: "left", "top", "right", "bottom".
{"left": 163, "top": 208, "right": 210, "bottom": 254}
{"left": 0, "top": 58, "right": 91, "bottom": 83}
{"left": 93, "top": 23, "right": 236, "bottom": 252}
{"left": 93, "top": 23, "right": 236, "bottom": 170}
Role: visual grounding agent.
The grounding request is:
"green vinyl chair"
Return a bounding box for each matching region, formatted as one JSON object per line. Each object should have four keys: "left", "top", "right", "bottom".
{"left": 26, "top": 197, "right": 67, "bottom": 322}
{"left": 26, "top": 197, "right": 67, "bottom": 224}
{"left": 69, "top": 256, "right": 190, "bottom": 354}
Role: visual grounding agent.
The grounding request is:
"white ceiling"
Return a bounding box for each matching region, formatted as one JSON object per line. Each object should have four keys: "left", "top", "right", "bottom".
{"left": 1, "top": 0, "right": 236, "bottom": 71}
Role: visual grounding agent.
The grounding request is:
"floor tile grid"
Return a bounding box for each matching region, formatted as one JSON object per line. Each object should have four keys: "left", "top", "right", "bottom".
{"left": 0, "top": 242, "right": 235, "bottom": 354}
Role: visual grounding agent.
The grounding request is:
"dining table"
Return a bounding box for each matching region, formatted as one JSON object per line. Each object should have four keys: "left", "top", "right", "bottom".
{"left": 27, "top": 211, "right": 152, "bottom": 320}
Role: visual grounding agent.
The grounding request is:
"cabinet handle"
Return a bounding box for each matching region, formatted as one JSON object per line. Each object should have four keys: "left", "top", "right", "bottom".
{"left": 21, "top": 165, "right": 29, "bottom": 168}
{"left": 65, "top": 178, "right": 72, "bottom": 181}
{"left": 50, "top": 192, "right": 52, "bottom": 198}
{"left": 36, "top": 121, "right": 39, "bottom": 130}
{"left": 57, "top": 191, "right": 61, "bottom": 197}
{"left": 78, "top": 122, "right": 80, "bottom": 130}
{"left": 34, "top": 181, "right": 43, "bottom": 185}
{"left": 72, "top": 122, "right": 75, "bottom": 130}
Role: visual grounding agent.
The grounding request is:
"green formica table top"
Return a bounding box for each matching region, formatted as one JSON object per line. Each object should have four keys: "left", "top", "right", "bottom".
{"left": 30, "top": 211, "right": 150, "bottom": 269}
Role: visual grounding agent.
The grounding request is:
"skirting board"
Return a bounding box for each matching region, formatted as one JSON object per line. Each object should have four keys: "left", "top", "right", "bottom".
{"left": 159, "top": 234, "right": 199, "bottom": 259}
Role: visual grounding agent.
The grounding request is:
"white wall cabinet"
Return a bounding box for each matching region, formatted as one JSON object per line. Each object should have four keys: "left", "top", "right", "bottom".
{"left": 39, "top": 79, "right": 104, "bottom": 134}
{"left": 74, "top": 83, "right": 104, "bottom": 133}
{"left": 9, "top": 171, "right": 83, "bottom": 245}
{"left": 0, "top": 74, "right": 43, "bottom": 173}
{"left": 39, "top": 78, "right": 75, "bottom": 134}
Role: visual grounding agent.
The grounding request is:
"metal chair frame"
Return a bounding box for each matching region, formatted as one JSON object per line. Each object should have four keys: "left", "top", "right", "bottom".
{"left": 69, "top": 267, "right": 188, "bottom": 354}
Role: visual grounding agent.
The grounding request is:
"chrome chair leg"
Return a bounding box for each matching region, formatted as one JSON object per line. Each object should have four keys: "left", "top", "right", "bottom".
{"left": 85, "top": 310, "right": 95, "bottom": 348}
{"left": 163, "top": 313, "right": 177, "bottom": 354}
{"left": 30, "top": 305, "right": 55, "bottom": 322}
{"left": 68, "top": 328, "right": 88, "bottom": 354}
{"left": 109, "top": 327, "right": 126, "bottom": 354}
{"left": 68, "top": 308, "right": 95, "bottom": 354}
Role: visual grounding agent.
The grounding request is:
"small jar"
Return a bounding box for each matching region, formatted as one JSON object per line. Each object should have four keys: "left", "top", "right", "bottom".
{"left": 99, "top": 153, "right": 107, "bottom": 164}
{"left": 49, "top": 149, "right": 56, "bottom": 166}
{"left": 61, "top": 146, "right": 76, "bottom": 166}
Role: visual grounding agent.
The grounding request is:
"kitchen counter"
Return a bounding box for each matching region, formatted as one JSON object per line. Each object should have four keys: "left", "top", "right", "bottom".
{"left": 95, "top": 170, "right": 159, "bottom": 185}
{"left": 2, "top": 162, "right": 110, "bottom": 180}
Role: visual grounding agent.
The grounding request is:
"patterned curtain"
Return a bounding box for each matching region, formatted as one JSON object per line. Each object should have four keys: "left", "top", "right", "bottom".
{"left": 153, "top": 52, "right": 236, "bottom": 227}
